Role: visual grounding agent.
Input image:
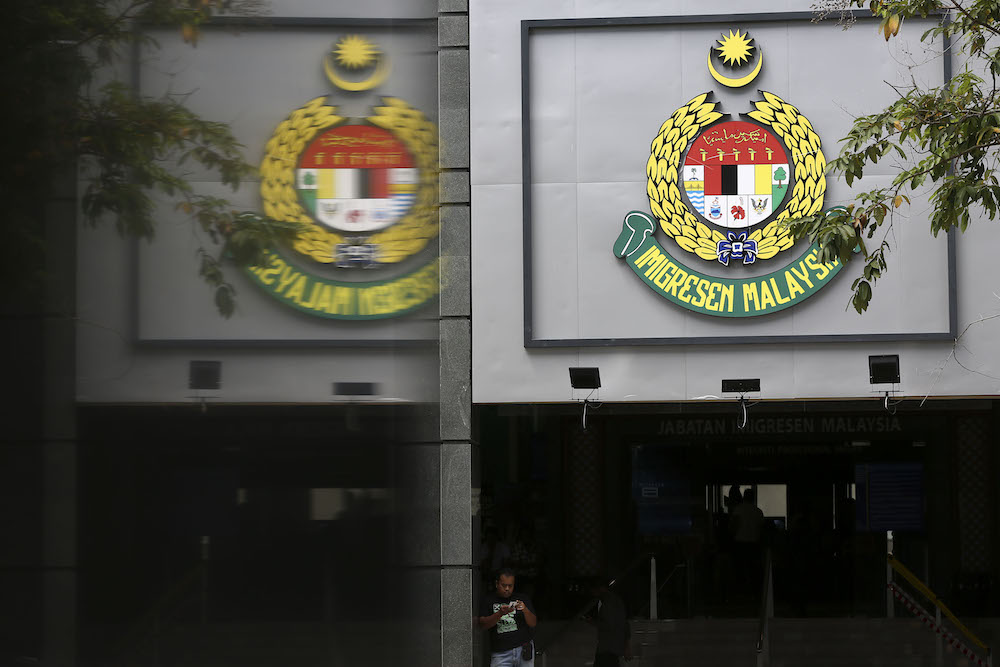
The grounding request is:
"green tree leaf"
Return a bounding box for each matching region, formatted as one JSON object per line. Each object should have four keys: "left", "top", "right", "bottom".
{"left": 5, "top": 0, "right": 275, "bottom": 317}
{"left": 787, "top": 0, "right": 1000, "bottom": 313}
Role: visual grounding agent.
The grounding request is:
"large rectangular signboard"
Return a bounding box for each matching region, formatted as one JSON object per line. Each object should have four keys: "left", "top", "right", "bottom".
{"left": 471, "top": 3, "right": 1000, "bottom": 403}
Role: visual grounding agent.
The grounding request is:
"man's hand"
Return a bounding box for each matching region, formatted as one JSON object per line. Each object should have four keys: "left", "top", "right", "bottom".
{"left": 478, "top": 604, "right": 514, "bottom": 629}
{"left": 520, "top": 601, "right": 537, "bottom": 628}
{"left": 624, "top": 640, "right": 633, "bottom": 661}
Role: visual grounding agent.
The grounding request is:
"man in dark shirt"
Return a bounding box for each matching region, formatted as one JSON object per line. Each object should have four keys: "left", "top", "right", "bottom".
{"left": 478, "top": 568, "right": 537, "bottom": 666}
{"left": 588, "top": 578, "right": 632, "bottom": 666}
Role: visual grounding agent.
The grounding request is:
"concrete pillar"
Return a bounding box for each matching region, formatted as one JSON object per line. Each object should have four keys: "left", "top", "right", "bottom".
{"left": 0, "top": 170, "right": 78, "bottom": 663}
{"left": 438, "top": 1, "right": 474, "bottom": 664}
{"left": 42, "top": 177, "right": 78, "bottom": 667}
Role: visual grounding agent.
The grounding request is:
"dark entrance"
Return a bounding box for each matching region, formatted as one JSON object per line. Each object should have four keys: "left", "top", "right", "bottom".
{"left": 77, "top": 404, "right": 435, "bottom": 667}
{"left": 475, "top": 402, "right": 981, "bottom": 622}
{"left": 623, "top": 410, "right": 939, "bottom": 619}
{"left": 633, "top": 437, "right": 924, "bottom": 618}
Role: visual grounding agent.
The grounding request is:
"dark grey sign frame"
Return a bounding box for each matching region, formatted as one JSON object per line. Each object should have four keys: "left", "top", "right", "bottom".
{"left": 520, "top": 11, "right": 957, "bottom": 348}
{"left": 129, "top": 16, "right": 439, "bottom": 349}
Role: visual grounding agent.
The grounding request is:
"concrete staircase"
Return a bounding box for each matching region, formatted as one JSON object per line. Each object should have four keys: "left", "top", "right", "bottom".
{"left": 113, "top": 621, "right": 400, "bottom": 667}
{"left": 105, "top": 616, "right": 998, "bottom": 667}
{"left": 538, "top": 617, "right": 991, "bottom": 667}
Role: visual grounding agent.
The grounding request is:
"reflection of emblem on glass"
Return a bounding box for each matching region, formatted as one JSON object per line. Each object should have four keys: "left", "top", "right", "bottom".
{"left": 335, "top": 243, "right": 378, "bottom": 268}
{"left": 250, "top": 37, "right": 440, "bottom": 320}
{"left": 296, "top": 125, "right": 417, "bottom": 234}
{"left": 324, "top": 35, "right": 390, "bottom": 92}
{"left": 261, "top": 96, "right": 437, "bottom": 268}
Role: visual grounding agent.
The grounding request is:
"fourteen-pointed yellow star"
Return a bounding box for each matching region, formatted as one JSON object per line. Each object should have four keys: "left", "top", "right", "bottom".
{"left": 333, "top": 35, "right": 380, "bottom": 69}
{"left": 715, "top": 29, "right": 754, "bottom": 67}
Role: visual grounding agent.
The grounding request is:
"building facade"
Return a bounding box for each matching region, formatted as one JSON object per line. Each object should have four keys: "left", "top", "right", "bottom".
{"left": 6, "top": 1, "right": 476, "bottom": 666}
{"left": 5, "top": 1, "right": 1000, "bottom": 666}
{"left": 468, "top": 0, "right": 999, "bottom": 659}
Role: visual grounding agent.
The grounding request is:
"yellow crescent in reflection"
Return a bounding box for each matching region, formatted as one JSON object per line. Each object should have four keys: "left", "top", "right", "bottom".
{"left": 708, "top": 48, "right": 763, "bottom": 88}
{"left": 324, "top": 53, "right": 391, "bottom": 92}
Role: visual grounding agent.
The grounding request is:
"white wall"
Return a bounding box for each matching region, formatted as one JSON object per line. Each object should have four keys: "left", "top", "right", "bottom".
{"left": 76, "top": 7, "right": 440, "bottom": 404}
{"left": 471, "top": 1, "right": 1000, "bottom": 402}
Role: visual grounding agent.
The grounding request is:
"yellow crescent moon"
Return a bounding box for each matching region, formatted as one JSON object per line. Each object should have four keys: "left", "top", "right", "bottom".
{"left": 324, "top": 53, "right": 390, "bottom": 92}
{"left": 708, "top": 48, "right": 763, "bottom": 88}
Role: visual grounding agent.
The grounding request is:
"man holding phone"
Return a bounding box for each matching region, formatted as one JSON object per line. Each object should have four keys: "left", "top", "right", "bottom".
{"left": 478, "top": 568, "right": 537, "bottom": 666}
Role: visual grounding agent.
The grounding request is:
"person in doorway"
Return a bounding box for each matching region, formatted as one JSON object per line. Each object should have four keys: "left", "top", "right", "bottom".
{"left": 731, "top": 487, "right": 764, "bottom": 544}
{"left": 478, "top": 568, "right": 537, "bottom": 666}
{"left": 714, "top": 485, "right": 743, "bottom": 602}
{"left": 731, "top": 487, "right": 765, "bottom": 596}
{"left": 587, "top": 578, "right": 632, "bottom": 666}
{"left": 726, "top": 484, "right": 743, "bottom": 511}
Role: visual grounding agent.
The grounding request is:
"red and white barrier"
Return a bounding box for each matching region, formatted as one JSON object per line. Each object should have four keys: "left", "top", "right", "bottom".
{"left": 888, "top": 583, "right": 990, "bottom": 667}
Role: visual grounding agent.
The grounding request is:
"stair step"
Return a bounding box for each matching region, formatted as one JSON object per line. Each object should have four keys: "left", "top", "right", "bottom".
{"left": 538, "top": 617, "right": 990, "bottom": 667}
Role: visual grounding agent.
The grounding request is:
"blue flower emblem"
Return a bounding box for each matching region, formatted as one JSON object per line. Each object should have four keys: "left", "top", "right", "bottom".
{"left": 716, "top": 232, "right": 758, "bottom": 266}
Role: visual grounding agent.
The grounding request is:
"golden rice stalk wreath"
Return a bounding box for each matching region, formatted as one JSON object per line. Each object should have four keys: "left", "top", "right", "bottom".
{"left": 646, "top": 91, "right": 826, "bottom": 261}
{"left": 260, "top": 97, "right": 343, "bottom": 259}
{"left": 260, "top": 97, "right": 439, "bottom": 264}
{"left": 364, "top": 98, "right": 439, "bottom": 263}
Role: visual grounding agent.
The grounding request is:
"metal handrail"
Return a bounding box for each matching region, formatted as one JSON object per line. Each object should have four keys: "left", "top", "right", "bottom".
{"left": 755, "top": 548, "right": 773, "bottom": 655}
{"left": 888, "top": 553, "right": 991, "bottom": 653}
{"left": 889, "top": 554, "right": 988, "bottom": 650}
{"left": 535, "top": 551, "right": 652, "bottom": 657}
{"left": 634, "top": 562, "right": 687, "bottom": 618}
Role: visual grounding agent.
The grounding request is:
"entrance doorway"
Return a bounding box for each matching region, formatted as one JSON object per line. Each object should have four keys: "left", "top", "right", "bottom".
{"left": 631, "top": 437, "right": 926, "bottom": 618}
{"left": 476, "top": 404, "right": 945, "bottom": 622}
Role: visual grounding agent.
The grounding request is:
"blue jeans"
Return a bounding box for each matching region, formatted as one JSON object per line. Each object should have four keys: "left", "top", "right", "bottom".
{"left": 490, "top": 646, "right": 534, "bottom": 667}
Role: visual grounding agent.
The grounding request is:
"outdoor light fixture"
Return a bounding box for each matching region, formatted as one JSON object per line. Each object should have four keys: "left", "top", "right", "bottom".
{"left": 869, "top": 355, "right": 901, "bottom": 413}
{"left": 332, "top": 382, "right": 379, "bottom": 433}
{"left": 721, "top": 378, "right": 760, "bottom": 394}
{"left": 189, "top": 360, "right": 221, "bottom": 413}
{"left": 569, "top": 367, "right": 601, "bottom": 389}
{"left": 869, "top": 355, "right": 900, "bottom": 385}
{"left": 722, "top": 378, "right": 760, "bottom": 430}
{"left": 332, "top": 382, "right": 380, "bottom": 397}
{"left": 569, "top": 367, "right": 601, "bottom": 430}
{"left": 189, "top": 360, "right": 221, "bottom": 390}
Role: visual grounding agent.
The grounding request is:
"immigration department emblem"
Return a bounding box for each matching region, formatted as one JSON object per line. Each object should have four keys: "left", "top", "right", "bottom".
{"left": 250, "top": 35, "right": 438, "bottom": 319}
{"left": 613, "top": 29, "right": 843, "bottom": 317}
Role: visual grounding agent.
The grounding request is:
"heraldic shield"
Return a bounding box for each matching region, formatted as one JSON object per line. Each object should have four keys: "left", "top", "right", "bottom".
{"left": 614, "top": 29, "right": 843, "bottom": 318}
